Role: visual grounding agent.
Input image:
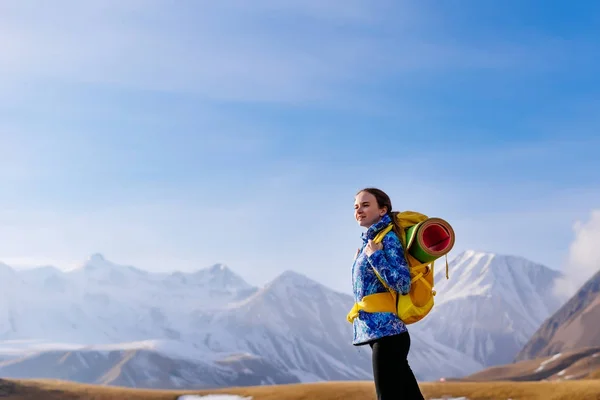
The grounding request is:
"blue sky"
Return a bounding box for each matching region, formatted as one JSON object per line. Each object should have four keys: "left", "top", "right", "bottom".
{"left": 1, "top": 0, "right": 599, "bottom": 294}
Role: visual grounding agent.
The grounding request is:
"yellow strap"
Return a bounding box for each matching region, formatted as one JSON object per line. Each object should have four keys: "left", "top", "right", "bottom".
{"left": 347, "top": 305, "right": 358, "bottom": 323}
{"left": 411, "top": 260, "right": 431, "bottom": 271}
{"left": 412, "top": 263, "right": 429, "bottom": 271}
{"left": 445, "top": 254, "right": 449, "bottom": 279}
{"left": 371, "top": 255, "right": 432, "bottom": 294}
{"left": 417, "top": 274, "right": 432, "bottom": 290}
{"left": 411, "top": 272, "right": 423, "bottom": 283}
{"left": 373, "top": 224, "right": 393, "bottom": 244}
{"left": 347, "top": 271, "right": 436, "bottom": 323}
{"left": 347, "top": 292, "right": 397, "bottom": 322}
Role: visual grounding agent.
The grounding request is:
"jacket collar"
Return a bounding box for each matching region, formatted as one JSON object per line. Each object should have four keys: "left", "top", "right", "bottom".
{"left": 361, "top": 213, "right": 392, "bottom": 243}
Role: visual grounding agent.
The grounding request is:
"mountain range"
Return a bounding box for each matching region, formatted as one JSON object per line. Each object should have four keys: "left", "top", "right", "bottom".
{"left": 460, "top": 265, "right": 600, "bottom": 382}
{"left": 0, "top": 250, "right": 573, "bottom": 388}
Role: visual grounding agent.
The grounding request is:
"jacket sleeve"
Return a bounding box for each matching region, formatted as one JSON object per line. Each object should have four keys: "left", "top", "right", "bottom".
{"left": 366, "top": 232, "right": 411, "bottom": 295}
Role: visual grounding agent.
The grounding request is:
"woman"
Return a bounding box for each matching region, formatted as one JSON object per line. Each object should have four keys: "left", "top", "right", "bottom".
{"left": 352, "top": 187, "right": 424, "bottom": 400}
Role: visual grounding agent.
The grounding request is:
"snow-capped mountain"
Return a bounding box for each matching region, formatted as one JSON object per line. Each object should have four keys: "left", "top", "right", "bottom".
{"left": 0, "top": 254, "right": 255, "bottom": 344}
{"left": 191, "top": 270, "right": 483, "bottom": 382}
{"left": 413, "top": 250, "right": 567, "bottom": 367}
{"left": 0, "top": 253, "right": 485, "bottom": 386}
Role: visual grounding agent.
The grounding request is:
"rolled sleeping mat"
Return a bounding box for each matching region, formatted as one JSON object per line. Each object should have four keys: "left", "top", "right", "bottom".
{"left": 405, "top": 217, "right": 455, "bottom": 264}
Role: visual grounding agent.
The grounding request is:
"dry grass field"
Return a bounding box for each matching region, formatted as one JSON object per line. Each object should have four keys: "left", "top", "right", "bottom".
{"left": 1, "top": 378, "right": 600, "bottom": 400}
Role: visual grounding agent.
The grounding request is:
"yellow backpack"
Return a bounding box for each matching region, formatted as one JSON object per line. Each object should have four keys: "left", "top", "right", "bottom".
{"left": 347, "top": 211, "right": 454, "bottom": 325}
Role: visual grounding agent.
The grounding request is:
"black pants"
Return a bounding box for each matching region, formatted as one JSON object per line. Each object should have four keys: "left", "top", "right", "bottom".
{"left": 369, "top": 331, "right": 424, "bottom": 400}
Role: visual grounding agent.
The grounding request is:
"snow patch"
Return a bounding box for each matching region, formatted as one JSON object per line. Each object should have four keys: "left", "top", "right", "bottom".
{"left": 177, "top": 396, "right": 252, "bottom": 400}
{"left": 429, "top": 397, "right": 470, "bottom": 400}
{"left": 429, "top": 398, "right": 514, "bottom": 400}
{"left": 535, "top": 353, "right": 562, "bottom": 372}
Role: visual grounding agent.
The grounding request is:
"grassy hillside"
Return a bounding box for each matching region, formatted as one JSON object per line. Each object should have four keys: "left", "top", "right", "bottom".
{"left": 464, "top": 347, "right": 600, "bottom": 382}
{"left": 1, "top": 378, "right": 600, "bottom": 400}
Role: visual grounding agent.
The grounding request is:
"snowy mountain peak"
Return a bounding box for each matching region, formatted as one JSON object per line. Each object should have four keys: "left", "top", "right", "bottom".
{"left": 78, "top": 253, "right": 145, "bottom": 273}
{"left": 209, "top": 263, "right": 228, "bottom": 272}
{"left": 173, "top": 263, "right": 253, "bottom": 291}
{"left": 81, "top": 253, "right": 115, "bottom": 270}
{"left": 447, "top": 249, "right": 498, "bottom": 267}
{"left": 440, "top": 250, "right": 560, "bottom": 283}
{"left": 249, "top": 270, "right": 332, "bottom": 307}
{"left": 428, "top": 249, "right": 564, "bottom": 328}
{"left": 268, "top": 270, "right": 323, "bottom": 290}
{"left": 66, "top": 254, "right": 148, "bottom": 287}
{"left": 418, "top": 250, "right": 567, "bottom": 367}
{"left": 89, "top": 253, "right": 106, "bottom": 263}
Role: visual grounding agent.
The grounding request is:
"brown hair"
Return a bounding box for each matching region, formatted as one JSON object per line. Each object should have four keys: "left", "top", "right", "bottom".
{"left": 356, "top": 187, "right": 404, "bottom": 244}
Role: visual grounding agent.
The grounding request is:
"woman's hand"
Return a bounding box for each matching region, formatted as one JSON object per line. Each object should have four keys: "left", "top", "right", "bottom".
{"left": 365, "top": 239, "right": 383, "bottom": 256}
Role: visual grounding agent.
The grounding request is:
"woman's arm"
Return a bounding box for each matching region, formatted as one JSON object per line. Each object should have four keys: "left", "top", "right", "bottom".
{"left": 366, "top": 232, "right": 411, "bottom": 294}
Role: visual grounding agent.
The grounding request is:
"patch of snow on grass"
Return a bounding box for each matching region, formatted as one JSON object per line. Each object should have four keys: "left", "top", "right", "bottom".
{"left": 534, "top": 352, "right": 562, "bottom": 372}
{"left": 177, "top": 395, "right": 252, "bottom": 400}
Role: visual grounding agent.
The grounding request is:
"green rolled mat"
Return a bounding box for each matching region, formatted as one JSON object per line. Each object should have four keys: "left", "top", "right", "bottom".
{"left": 405, "top": 217, "right": 455, "bottom": 263}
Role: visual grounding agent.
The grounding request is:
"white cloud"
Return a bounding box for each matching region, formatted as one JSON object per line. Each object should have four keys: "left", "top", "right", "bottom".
{"left": 553, "top": 209, "right": 600, "bottom": 299}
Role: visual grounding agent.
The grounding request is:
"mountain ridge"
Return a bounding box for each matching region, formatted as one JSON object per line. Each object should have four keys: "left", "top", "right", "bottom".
{"left": 514, "top": 267, "right": 600, "bottom": 362}
{"left": 0, "top": 249, "right": 570, "bottom": 387}
{"left": 414, "top": 250, "right": 566, "bottom": 367}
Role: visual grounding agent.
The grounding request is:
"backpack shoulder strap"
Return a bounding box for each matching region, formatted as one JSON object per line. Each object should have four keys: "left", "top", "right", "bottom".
{"left": 373, "top": 223, "right": 393, "bottom": 244}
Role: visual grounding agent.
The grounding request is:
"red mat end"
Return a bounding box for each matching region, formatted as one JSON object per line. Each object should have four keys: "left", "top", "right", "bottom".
{"left": 422, "top": 224, "right": 451, "bottom": 252}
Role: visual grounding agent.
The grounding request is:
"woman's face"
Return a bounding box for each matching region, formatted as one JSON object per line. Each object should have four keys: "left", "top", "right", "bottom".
{"left": 354, "top": 191, "right": 386, "bottom": 228}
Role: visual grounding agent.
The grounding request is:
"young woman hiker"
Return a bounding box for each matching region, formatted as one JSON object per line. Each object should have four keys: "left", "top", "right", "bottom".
{"left": 351, "top": 187, "right": 424, "bottom": 400}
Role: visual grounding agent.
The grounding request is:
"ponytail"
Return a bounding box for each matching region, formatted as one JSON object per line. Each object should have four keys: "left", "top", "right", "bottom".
{"left": 387, "top": 211, "right": 406, "bottom": 248}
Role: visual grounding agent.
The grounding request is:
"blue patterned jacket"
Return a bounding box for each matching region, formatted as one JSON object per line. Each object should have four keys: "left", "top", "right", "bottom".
{"left": 351, "top": 213, "right": 412, "bottom": 345}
